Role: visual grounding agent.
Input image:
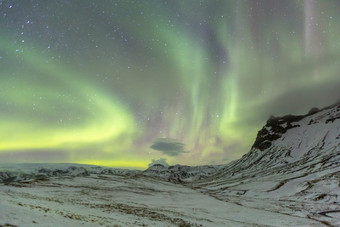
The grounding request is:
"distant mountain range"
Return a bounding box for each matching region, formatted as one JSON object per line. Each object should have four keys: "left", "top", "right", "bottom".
{"left": 141, "top": 102, "right": 340, "bottom": 225}
{"left": 1, "top": 102, "right": 340, "bottom": 225}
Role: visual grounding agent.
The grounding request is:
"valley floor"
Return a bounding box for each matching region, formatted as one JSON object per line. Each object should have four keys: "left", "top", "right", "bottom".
{"left": 0, "top": 175, "right": 327, "bottom": 227}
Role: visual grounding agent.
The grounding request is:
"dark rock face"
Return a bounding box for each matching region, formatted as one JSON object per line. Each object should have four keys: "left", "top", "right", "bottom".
{"left": 252, "top": 103, "right": 340, "bottom": 151}
{"left": 149, "top": 164, "right": 165, "bottom": 169}
{"left": 38, "top": 168, "right": 51, "bottom": 174}
{"left": 52, "top": 169, "right": 68, "bottom": 176}
{"left": 142, "top": 164, "right": 221, "bottom": 184}
{"left": 325, "top": 114, "right": 340, "bottom": 123}
{"left": 0, "top": 172, "right": 9, "bottom": 183}
{"left": 3, "top": 176, "right": 17, "bottom": 185}
{"left": 100, "top": 169, "right": 115, "bottom": 175}
{"left": 252, "top": 115, "right": 303, "bottom": 151}
{"left": 0, "top": 166, "right": 92, "bottom": 184}
{"left": 36, "top": 166, "right": 89, "bottom": 177}
{"left": 67, "top": 166, "right": 89, "bottom": 177}
{"left": 34, "top": 174, "right": 49, "bottom": 181}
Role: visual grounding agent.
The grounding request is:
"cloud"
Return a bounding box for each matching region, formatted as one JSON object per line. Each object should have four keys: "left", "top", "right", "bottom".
{"left": 148, "top": 158, "right": 169, "bottom": 167}
{"left": 150, "top": 138, "right": 189, "bottom": 156}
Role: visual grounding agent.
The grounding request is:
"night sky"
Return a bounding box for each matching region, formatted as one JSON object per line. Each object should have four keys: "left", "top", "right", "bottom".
{"left": 1, "top": 0, "right": 340, "bottom": 168}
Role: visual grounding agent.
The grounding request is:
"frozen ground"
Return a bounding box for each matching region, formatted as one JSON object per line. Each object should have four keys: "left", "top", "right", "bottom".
{"left": 0, "top": 174, "right": 324, "bottom": 227}
{"left": 1, "top": 104, "right": 339, "bottom": 226}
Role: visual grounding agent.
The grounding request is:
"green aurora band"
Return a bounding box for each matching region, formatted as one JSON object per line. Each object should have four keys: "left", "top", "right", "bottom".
{"left": 1, "top": 0, "right": 340, "bottom": 168}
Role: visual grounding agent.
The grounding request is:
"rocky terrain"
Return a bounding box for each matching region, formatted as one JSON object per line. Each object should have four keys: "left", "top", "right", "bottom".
{"left": 191, "top": 103, "right": 340, "bottom": 226}
{"left": 1, "top": 103, "right": 340, "bottom": 226}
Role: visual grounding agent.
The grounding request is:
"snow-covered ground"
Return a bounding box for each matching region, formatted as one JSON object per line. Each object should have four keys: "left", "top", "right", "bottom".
{"left": 191, "top": 103, "right": 340, "bottom": 226}
{"left": 1, "top": 103, "right": 340, "bottom": 226}
{"left": 0, "top": 174, "right": 323, "bottom": 227}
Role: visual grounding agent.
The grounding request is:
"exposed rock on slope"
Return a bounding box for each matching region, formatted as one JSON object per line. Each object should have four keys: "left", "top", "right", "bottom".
{"left": 143, "top": 164, "right": 222, "bottom": 183}
{"left": 0, "top": 165, "right": 141, "bottom": 184}
{"left": 193, "top": 103, "right": 340, "bottom": 226}
{"left": 1, "top": 103, "right": 340, "bottom": 225}
{"left": 225, "top": 102, "right": 340, "bottom": 171}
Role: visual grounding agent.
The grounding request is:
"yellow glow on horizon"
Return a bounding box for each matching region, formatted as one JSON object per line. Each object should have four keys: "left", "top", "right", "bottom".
{"left": 79, "top": 160, "right": 148, "bottom": 170}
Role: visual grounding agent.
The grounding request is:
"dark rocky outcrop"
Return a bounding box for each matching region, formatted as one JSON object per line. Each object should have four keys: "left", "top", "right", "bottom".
{"left": 252, "top": 103, "right": 340, "bottom": 151}
{"left": 252, "top": 115, "right": 302, "bottom": 151}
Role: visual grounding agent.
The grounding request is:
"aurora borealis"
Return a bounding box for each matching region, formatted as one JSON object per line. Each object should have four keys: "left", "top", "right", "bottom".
{"left": 1, "top": 0, "right": 340, "bottom": 168}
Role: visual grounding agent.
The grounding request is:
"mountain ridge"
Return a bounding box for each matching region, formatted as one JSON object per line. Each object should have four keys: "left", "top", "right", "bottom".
{"left": 1, "top": 102, "right": 340, "bottom": 225}
{"left": 190, "top": 102, "right": 340, "bottom": 226}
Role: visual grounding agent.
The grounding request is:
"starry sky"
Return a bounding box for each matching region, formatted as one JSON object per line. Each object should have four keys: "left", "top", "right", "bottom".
{"left": 1, "top": 0, "right": 340, "bottom": 169}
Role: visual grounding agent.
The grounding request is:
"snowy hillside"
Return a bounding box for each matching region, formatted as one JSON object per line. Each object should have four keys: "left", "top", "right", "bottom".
{"left": 143, "top": 164, "right": 223, "bottom": 183}
{"left": 192, "top": 103, "right": 340, "bottom": 226}
{"left": 1, "top": 103, "right": 340, "bottom": 226}
{"left": 232, "top": 102, "right": 340, "bottom": 169}
{"left": 0, "top": 163, "right": 141, "bottom": 184}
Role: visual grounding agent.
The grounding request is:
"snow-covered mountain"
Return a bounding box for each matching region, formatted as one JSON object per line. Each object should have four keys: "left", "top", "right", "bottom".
{"left": 143, "top": 163, "right": 223, "bottom": 183}
{"left": 192, "top": 103, "right": 340, "bottom": 225}
{"left": 224, "top": 102, "right": 340, "bottom": 170}
{"left": 1, "top": 103, "right": 340, "bottom": 226}
{"left": 0, "top": 163, "right": 141, "bottom": 184}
